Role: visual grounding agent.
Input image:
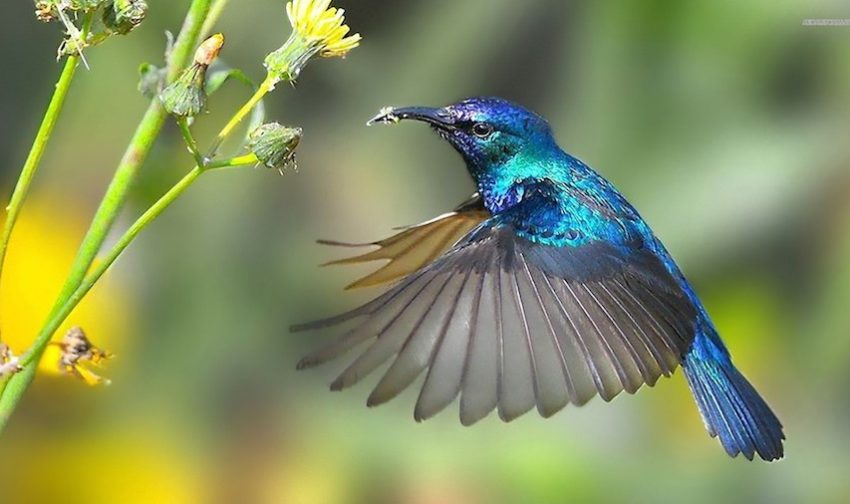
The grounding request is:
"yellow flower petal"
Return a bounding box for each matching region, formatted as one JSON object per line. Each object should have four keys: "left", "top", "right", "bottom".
{"left": 285, "top": 0, "right": 360, "bottom": 58}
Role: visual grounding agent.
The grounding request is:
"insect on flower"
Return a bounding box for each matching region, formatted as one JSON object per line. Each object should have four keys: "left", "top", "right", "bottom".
{"left": 51, "top": 326, "right": 114, "bottom": 386}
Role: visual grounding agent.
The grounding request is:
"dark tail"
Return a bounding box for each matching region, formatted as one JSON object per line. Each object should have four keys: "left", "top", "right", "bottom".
{"left": 683, "top": 344, "right": 785, "bottom": 461}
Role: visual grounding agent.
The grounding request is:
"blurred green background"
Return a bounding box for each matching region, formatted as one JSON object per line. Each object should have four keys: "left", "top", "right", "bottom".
{"left": 1, "top": 0, "right": 849, "bottom": 502}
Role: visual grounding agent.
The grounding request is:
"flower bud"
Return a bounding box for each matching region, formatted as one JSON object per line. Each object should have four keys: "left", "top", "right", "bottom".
{"left": 160, "top": 66, "right": 206, "bottom": 118}
{"left": 248, "top": 123, "right": 302, "bottom": 172}
{"left": 103, "top": 0, "right": 148, "bottom": 35}
{"left": 159, "top": 34, "right": 224, "bottom": 118}
{"left": 194, "top": 33, "right": 225, "bottom": 66}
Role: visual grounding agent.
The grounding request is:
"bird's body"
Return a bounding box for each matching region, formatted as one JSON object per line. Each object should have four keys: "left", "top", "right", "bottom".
{"left": 295, "top": 97, "right": 785, "bottom": 461}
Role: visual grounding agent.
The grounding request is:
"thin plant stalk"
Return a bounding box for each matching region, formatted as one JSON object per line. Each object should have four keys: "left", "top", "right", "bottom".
{"left": 201, "top": 0, "right": 231, "bottom": 39}
{"left": 0, "top": 12, "right": 95, "bottom": 290}
{"left": 21, "top": 166, "right": 202, "bottom": 368}
{"left": 178, "top": 118, "right": 207, "bottom": 167}
{"left": 0, "top": 0, "right": 215, "bottom": 429}
{"left": 208, "top": 74, "right": 275, "bottom": 155}
{"left": 17, "top": 151, "right": 257, "bottom": 371}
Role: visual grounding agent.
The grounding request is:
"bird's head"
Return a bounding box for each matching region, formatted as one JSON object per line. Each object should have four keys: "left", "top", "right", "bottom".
{"left": 369, "top": 97, "right": 555, "bottom": 176}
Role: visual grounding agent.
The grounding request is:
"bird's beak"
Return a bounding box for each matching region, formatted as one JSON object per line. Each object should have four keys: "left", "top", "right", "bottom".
{"left": 367, "top": 106, "right": 456, "bottom": 130}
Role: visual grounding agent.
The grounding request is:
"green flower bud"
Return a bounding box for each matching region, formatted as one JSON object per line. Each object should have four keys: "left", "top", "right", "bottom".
{"left": 103, "top": 0, "right": 148, "bottom": 35}
{"left": 159, "top": 65, "right": 207, "bottom": 118}
{"left": 159, "top": 35, "right": 224, "bottom": 118}
{"left": 248, "top": 123, "right": 302, "bottom": 172}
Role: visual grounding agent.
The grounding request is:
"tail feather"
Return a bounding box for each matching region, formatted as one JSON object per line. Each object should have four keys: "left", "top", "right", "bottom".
{"left": 684, "top": 351, "right": 785, "bottom": 461}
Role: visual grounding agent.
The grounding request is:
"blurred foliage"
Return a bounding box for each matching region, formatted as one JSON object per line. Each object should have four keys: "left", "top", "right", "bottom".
{"left": 0, "top": 0, "right": 848, "bottom": 503}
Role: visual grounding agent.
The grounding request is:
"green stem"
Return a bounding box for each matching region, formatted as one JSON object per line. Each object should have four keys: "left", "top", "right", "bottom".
{"left": 208, "top": 153, "right": 259, "bottom": 169}
{"left": 20, "top": 165, "right": 204, "bottom": 369}
{"left": 208, "top": 74, "right": 274, "bottom": 155}
{"left": 201, "top": 0, "right": 231, "bottom": 39}
{"left": 0, "top": 153, "right": 254, "bottom": 427}
{"left": 178, "top": 118, "right": 206, "bottom": 167}
{"left": 15, "top": 139, "right": 261, "bottom": 365}
{"left": 0, "top": 13, "right": 94, "bottom": 293}
{"left": 0, "top": 0, "right": 213, "bottom": 431}
{"left": 0, "top": 158, "right": 206, "bottom": 426}
{"left": 14, "top": 145, "right": 258, "bottom": 374}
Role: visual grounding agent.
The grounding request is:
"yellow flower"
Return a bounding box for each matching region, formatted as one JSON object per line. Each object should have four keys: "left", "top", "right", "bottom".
{"left": 265, "top": 0, "right": 360, "bottom": 82}
{"left": 285, "top": 0, "right": 361, "bottom": 58}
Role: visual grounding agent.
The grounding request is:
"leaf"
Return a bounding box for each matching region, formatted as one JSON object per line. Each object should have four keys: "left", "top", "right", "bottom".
{"left": 205, "top": 62, "right": 266, "bottom": 145}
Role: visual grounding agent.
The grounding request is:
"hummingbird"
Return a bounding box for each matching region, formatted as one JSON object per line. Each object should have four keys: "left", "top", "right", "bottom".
{"left": 293, "top": 97, "right": 785, "bottom": 461}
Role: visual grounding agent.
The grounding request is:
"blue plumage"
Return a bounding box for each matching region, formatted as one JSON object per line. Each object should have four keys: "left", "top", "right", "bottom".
{"left": 296, "top": 97, "right": 785, "bottom": 461}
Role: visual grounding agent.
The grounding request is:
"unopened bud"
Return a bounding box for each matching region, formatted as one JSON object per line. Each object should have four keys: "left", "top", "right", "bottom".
{"left": 159, "top": 35, "right": 225, "bottom": 118}
{"left": 194, "top": 33, "right": 224, "bottom": 66}
{"left": 248, "top": 123, "right": 302, "bottom": 172}
{"left": 103, "top": 0, "right": 148, "bottom": 35}
{"left": 160, "top": 66, "right": 206, "bottom": 118}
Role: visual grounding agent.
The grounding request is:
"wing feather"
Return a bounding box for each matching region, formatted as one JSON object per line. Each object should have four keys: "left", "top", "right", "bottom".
{"left": 459, "top": 249, "right": 501, "bottom": 425}
{"left": 497, "top": 265, "right": 537, "bottom": 421}
{"left": 414, "top": 266, "right": 483, "bottom": 421}
{"left": 329, "top": 274, "right": 451, "bottom": 391}
{"left": 515, "top": 253, "right": 571, "bottom": 417}
{"left": 368, "top": 270, "right": 470, "bottom": 406}
{"left": 594, "top": 282, "right": 666, "bottom": 383}
{"left": 296, "top": 222, "right": 698, "bottom": 423}
{"left": 296, "top": 271, "right": 433, "bottom": 368}
{"left": 579, "top": 282, "right": 647, "bottom": 393}
{"left": 318, "top": 200, "right": 488, "bottom": 290}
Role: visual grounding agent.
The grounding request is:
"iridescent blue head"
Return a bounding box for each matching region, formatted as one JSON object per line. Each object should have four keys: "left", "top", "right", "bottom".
{"left": 370, "top": 97, "right": 557, "bottom": 177}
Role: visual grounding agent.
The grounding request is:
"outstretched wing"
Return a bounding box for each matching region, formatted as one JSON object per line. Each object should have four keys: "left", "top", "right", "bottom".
{"left": 294, "top": 221, "right": 698, "bottom": 425}
{"left": 318, "top": 194, "right": 488, "bottom": 289}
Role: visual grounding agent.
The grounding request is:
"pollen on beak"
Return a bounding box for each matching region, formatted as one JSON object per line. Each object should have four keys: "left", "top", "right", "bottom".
{"left": 367, "top": 106, "right": 456, "bottom": 129}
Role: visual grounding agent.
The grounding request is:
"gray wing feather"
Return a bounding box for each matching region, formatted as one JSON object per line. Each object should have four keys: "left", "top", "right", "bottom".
{"left": 497, "top": 267, "right": 537, "bottom": 421}
{"left": 414, "top": 267, "right": 482, "bottom": 421}
{"left": 295, "top": 224, "right": 697, "bottom": 423}
{"left": 516, "top": 253, "right": 571, "bottom": 417}
{"left": 368, "top": 272, "right": 468, "bottom": 406}
{"left": 459, "top": 251, "right": 501, "bottom": 425}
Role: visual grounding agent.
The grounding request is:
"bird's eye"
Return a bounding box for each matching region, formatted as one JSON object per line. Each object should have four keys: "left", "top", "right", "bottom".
{"left": 471, "top": 122, "right": 494, "bottom": 138}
